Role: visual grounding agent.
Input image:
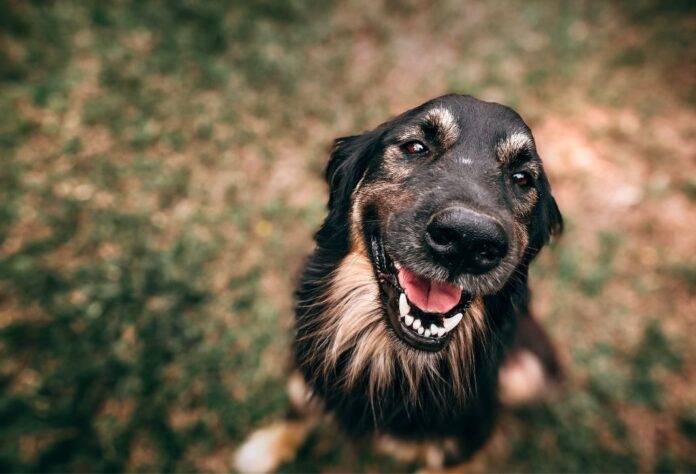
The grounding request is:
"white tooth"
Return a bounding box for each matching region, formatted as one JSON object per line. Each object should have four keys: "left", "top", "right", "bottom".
{"left": 399, "top": 293, "right": 410, "bottom": 317}
{"left": 424, "top": 329, "right": 431, "bottom": 337}
{"left": 394, "top": 261, "right": 402, "bottom": 270}
{"left": 443, "top": 313, "right": 463, "bottom": 332}
{"left": 429, "top": 324, "right": 438, "bottom": 334}
{"left": 437, "top": 326, "right": 446, "bottom": 337}
{"left": 412, "top": 319, "right": 422, "bottom": 330}
{"left": 404, "top": 315, "right": 414, "bottom": 326}
{"left": 417, "top": 326, "right": 424, "bottom": 335}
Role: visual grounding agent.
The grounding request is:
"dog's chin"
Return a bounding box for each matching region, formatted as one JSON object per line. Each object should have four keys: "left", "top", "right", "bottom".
{"left": 368, "top": 233, "right": 474, "bottom": 352}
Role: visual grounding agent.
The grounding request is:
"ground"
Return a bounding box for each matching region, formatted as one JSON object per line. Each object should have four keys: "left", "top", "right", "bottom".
{"left": 1, "top": 0, "right": 695, "bottom": 471}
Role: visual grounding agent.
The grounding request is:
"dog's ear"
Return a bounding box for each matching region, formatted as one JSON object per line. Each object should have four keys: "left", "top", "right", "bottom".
{"left": 315, "top": 131, "right": 381, "bottom": 249}
{"left": 545, "top": 194, "right": 564, "bottom": 238}
{"left": 527, "top": 175, "right": 563, "bottom": 259}
{"left": 325, "top": 131, "right": 382, "bottom": 215}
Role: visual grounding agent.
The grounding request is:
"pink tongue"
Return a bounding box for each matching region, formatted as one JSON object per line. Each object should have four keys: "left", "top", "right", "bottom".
{"left": 397, "top": 267, "right": 462, "bottom": 313}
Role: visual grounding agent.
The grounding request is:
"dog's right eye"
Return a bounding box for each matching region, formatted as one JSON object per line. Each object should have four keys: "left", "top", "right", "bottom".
{"left": 402, "top": 140, "right": 428, "bottom": 155}
{"left": 511, "top": 171, "right": 533, "bottom": 187}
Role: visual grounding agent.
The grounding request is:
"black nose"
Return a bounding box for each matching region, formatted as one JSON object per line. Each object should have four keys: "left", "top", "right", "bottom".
{"left": 425, "top": 208, "right": 508, "bottom": 274}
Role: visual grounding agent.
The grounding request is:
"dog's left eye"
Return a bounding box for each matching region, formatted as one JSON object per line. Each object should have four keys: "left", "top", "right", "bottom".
{"left": 402, "top": 140, "right": 428, "bottom": 155}
{"left": 511, "top": 171, "right": 533, "bottom": 187}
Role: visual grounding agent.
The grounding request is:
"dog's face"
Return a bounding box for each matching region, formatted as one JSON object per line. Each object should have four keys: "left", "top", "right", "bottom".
{"left": 326, "top": 95, "right": 562, "bottom": 353}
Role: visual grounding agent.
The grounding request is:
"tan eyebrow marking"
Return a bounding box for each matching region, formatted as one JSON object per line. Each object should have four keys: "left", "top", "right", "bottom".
{"left": 394, "top": 125, "right": 423, "bottom": 142}
{"left": 496, "top": 132, "right": 533, "bottom": 164}
{"left": 423, "top": 106, "right": 459, "bottom": 148}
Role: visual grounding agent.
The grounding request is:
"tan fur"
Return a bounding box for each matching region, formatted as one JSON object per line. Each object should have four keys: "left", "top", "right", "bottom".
{"left": 498, "top": 349, "right": 548, "bottom": 406}
{"left": 496, "top": 132, "right": 533, "bottom": 164}
{"left": 444, "top": 297, "right": 487, "bottom": 398}
{"left": 375, "top": 435, "right": 427, "bottom": 464}
{"left": 349, "top": 180, "right": 414, "bottom": 254}
{"left": 234, "top": 373, "right": 325, "bottom": 473}
{"left": 394, "top": 108, "right": 459, "bottom": 148}
{"left": 513, "top": 187, "right": 539, "bottom": 217}
{"left": 349, "top": 184, "right": 370, "bottom": 256}
{"left": 287, "top": 371, "right": 321, "bottom": 415}
{"left": 302, "top": 168, "right": 492, "bottom": 406}
{"left": 376, "top": 435, "right": 460, "bottom": 469}
{"left": 394, "top": 123, "right": 422, "bottom": 141}
{"left": 234, "top": 419, "right": 315, "bottom": 473}
{"left": 517, "top": 222, "right": 530, "bottom": 258}
{"left": 374, "top": 435, "right": 462, "bottom": 472}
{"left": 382, "top": 145, "right": 417, "bottom": 181}
{"left": 423, "top": 107, "right": 459, "bottom": 148}
{"left": 299, "top": 248, "right": 489, "bottom": 405}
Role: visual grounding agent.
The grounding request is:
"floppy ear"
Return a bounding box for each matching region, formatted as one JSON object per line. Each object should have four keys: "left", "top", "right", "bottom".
{"left": 314, "top": 131, "right": 382, "bottom": 250}
{"left": 527, "top": 175, "right": 563, "bottom": 260}
{"left": 325, "top": 131, "right": 382, "bottom": 217}
{"left": 546, "top": 194, "right": 564, "bottom": 238}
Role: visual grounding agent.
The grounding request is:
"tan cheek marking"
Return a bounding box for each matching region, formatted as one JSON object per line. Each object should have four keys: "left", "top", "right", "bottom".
{"left": 513, "top": 221, "right": 530, "bottom": 260}
{"left": 349, "top": 192, "right": 368, "bottom": 255}
{"left": 349, "top": 181, "right": 415, "bottom": 255}
{"left": 513, "top": 187, "right": 538, "bottom": 217}
{"left": 382, "top": 146, "right": 413, "bottom": 181}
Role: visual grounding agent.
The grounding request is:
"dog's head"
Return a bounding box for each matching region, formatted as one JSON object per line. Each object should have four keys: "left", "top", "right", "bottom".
{"left": 323, "top": 95, "right": 562, "bottom": 353}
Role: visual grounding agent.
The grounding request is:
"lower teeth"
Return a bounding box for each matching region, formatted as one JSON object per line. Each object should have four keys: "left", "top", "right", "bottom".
{"left": 400, "top": 302, "right": 463, "bottom": 339}
{"left": 402, "top": 316, "right": 445, "bottom": 339}
{"left": 398, "top": 292, "right": 463, "bottom": 340}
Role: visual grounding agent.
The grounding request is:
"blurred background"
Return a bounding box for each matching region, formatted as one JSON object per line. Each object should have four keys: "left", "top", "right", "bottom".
{"left": 1, "top": 0, "right": 695, "bottom": 471}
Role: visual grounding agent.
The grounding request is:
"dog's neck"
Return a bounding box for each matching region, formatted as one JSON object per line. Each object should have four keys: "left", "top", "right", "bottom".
{"left": 294, "top": 248, "right": 509, "bottom": 436}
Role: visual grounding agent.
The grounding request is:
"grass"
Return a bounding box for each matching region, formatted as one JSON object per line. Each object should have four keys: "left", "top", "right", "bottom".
{"left": 1, "top": 0, "right": 695, "bottom": 471}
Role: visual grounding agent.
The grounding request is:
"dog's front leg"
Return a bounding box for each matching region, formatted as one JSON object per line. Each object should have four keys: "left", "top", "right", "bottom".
{"left": 234, "top": 371, "right": 319, "bottom": 473}
{"left": 498, "top": 306, "right": 562, "bottom": 406}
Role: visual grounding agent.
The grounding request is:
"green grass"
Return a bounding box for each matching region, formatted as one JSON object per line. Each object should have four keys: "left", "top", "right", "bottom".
{"left": 1, "top": 0, "right": 695, "bottom": 471}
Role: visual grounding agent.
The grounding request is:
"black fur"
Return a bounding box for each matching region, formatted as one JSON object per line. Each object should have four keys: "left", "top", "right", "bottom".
{"left": 294, "top": 94, "right": 562, "bottom": 463}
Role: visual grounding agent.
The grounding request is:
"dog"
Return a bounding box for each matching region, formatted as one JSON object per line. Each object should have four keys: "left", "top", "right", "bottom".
{"left": 235, "top": 94, "right": 563, "bottom": 472}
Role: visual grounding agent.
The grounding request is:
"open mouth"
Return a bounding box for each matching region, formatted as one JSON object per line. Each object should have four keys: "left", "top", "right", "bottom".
{"left": 369, "top": 233, "right": 473, "bottom": 352}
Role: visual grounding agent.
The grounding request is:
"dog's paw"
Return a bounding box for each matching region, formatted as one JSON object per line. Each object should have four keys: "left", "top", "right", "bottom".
{"left": 377, "top": 436, "right": 467, "bottom": 472}
{"left": 498, "top": 349, "right": 557, "bottom": 406}
{"left": 234, "top": 421, "right": 310, "bottom": 473}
